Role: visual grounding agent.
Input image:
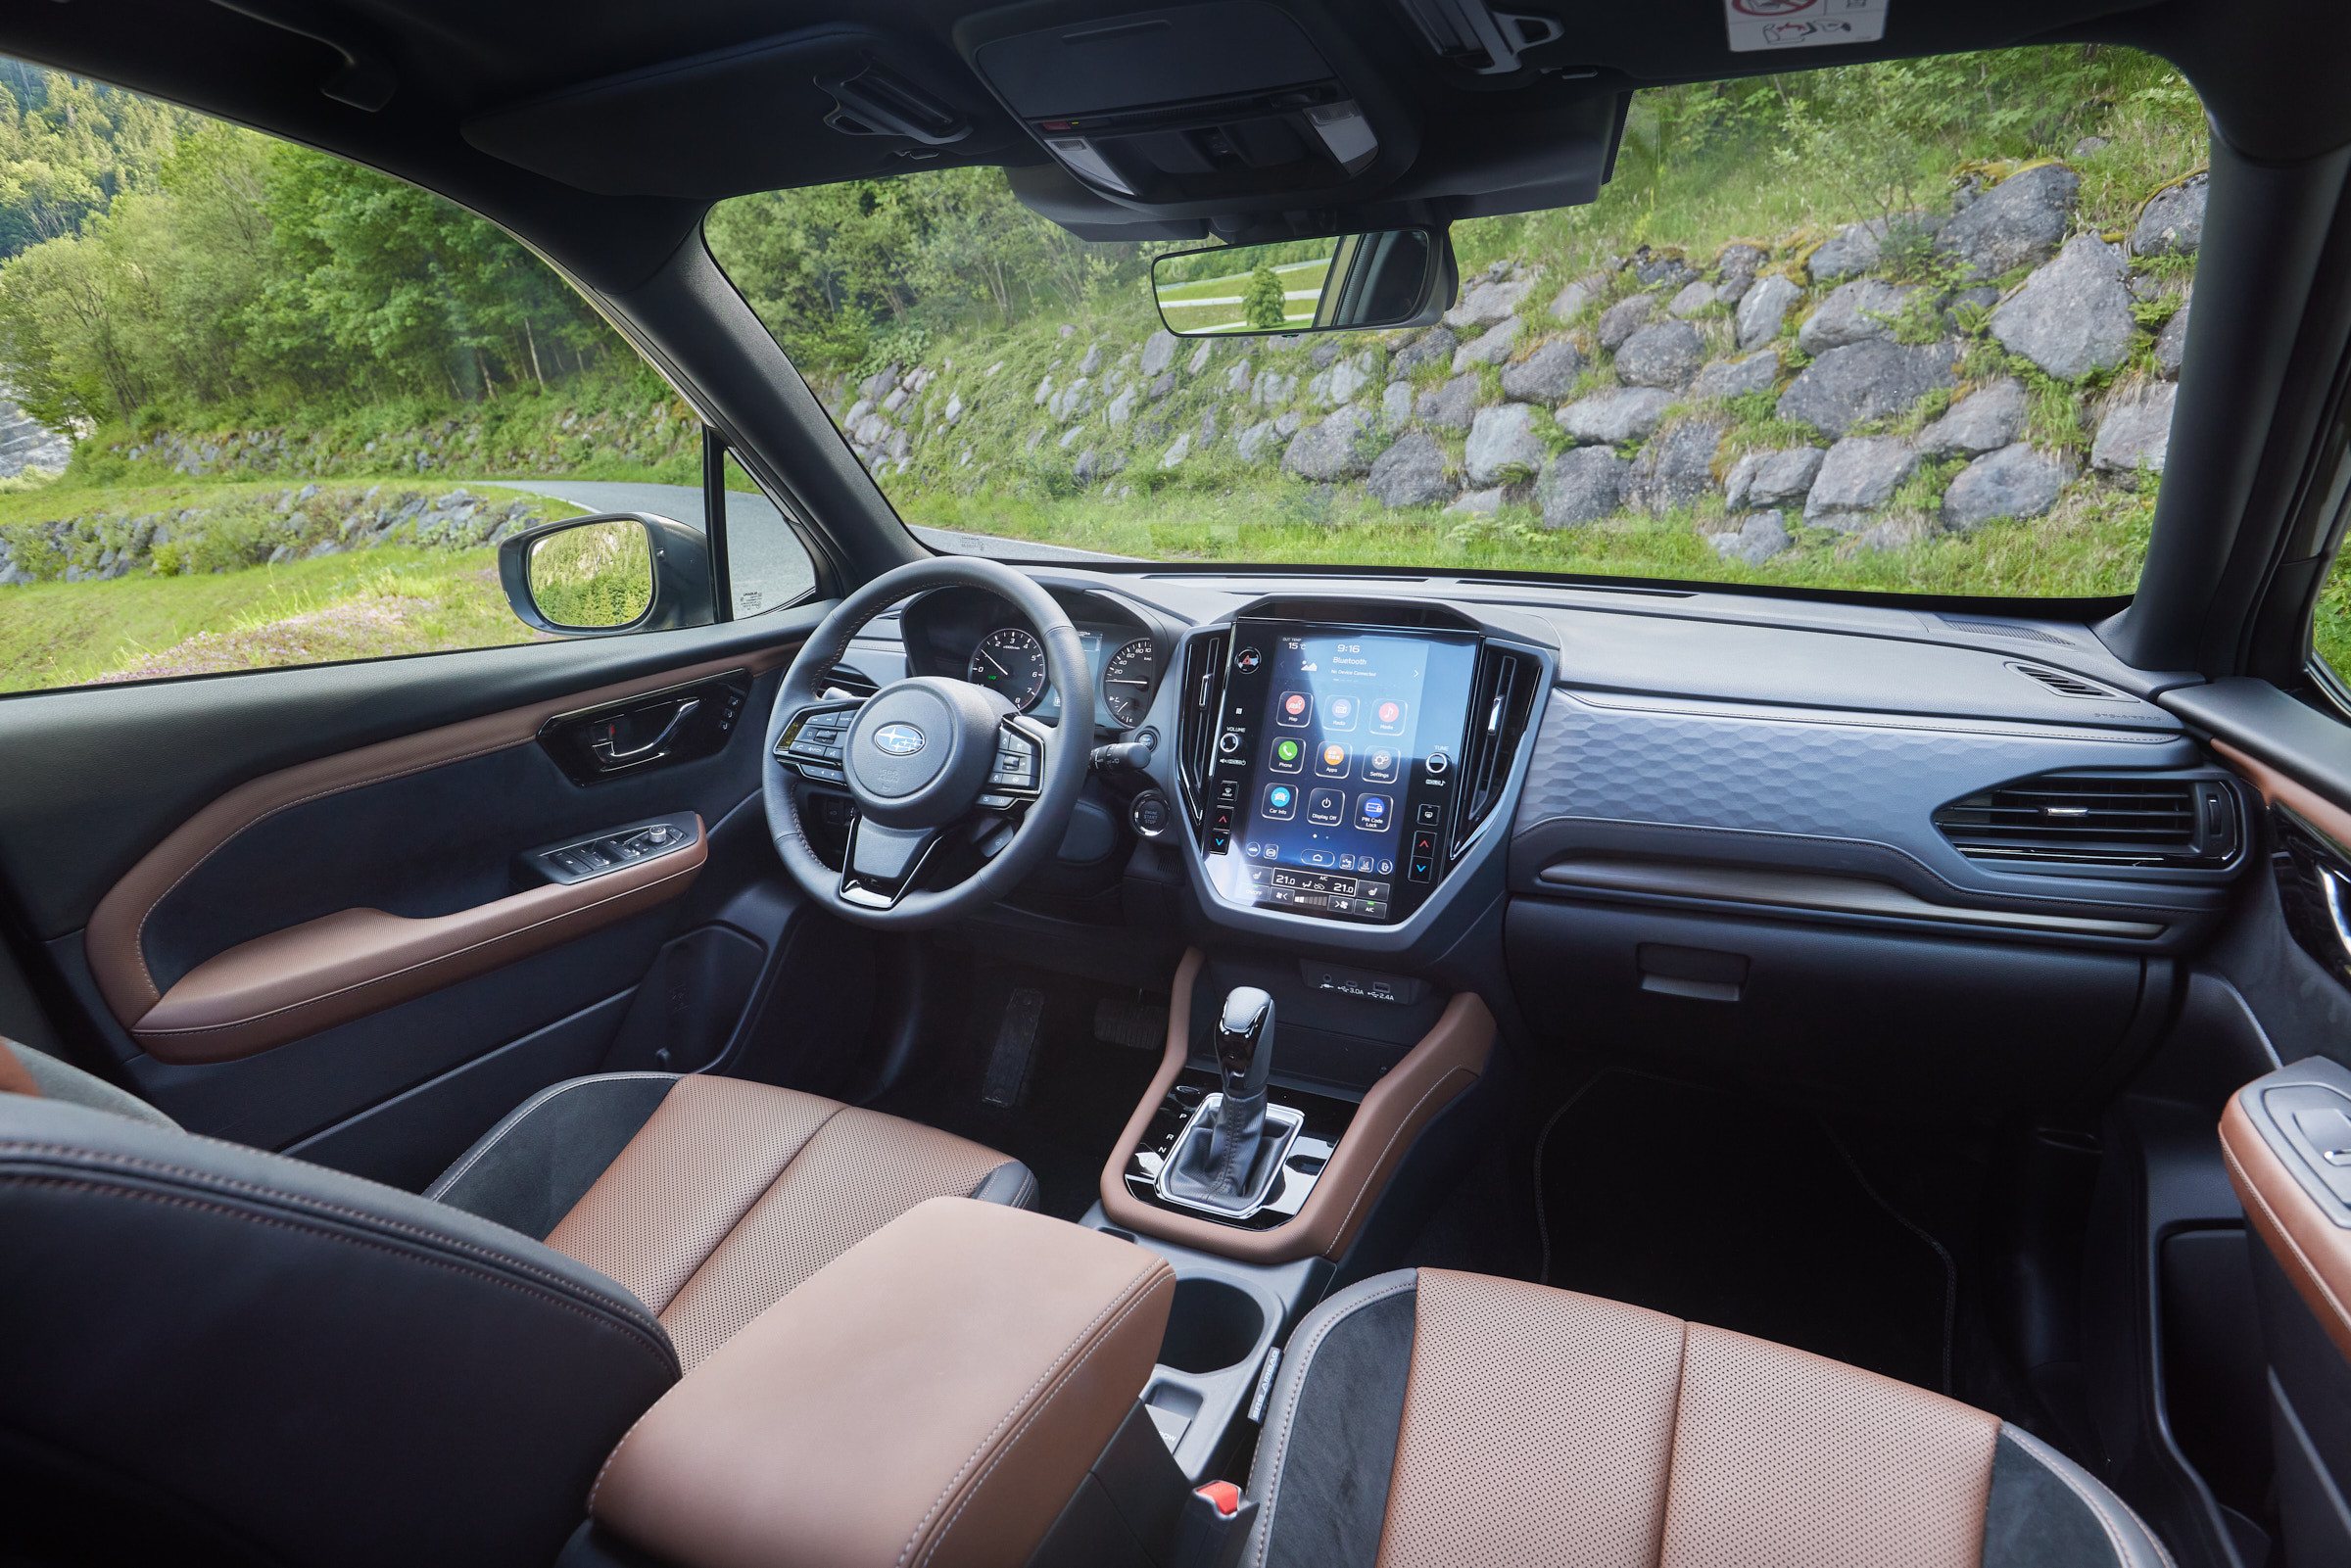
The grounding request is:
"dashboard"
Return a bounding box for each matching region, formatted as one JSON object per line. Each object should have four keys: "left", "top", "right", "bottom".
{"left": 834, "top": 567, "right": 2249, "bottom": 962}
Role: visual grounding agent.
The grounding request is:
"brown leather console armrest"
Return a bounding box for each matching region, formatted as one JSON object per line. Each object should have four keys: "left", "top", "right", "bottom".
{"left": 1097, "top": 948, "right": 1496, "bottom": 1264}
{"left": 591, "top": 1197, "right": 1176, "bottom": 1568}
{"left": 2222, "top": 1057, "right": 2351, "bottom": 1363}
{"left": 131, "top": 821, "right": 704, "bottom": 1065}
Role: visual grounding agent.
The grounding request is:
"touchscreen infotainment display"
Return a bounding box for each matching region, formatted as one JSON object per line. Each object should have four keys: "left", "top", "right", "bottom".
{"left": 1204, "top": 620, "right": 1479, "bottom": 925}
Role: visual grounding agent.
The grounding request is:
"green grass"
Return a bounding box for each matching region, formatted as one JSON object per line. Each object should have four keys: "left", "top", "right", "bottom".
{"left": 2314, "top": 546, "right": 2351, "bottom": 688}
{"left": 899, "top": 480, "right": 2154, "bottom": 597}
{"left": 0, "top": 478, "right": 589, "bottom": 692}
{"left": 1155, "top": 257, "right": 1333, "bottom": 334}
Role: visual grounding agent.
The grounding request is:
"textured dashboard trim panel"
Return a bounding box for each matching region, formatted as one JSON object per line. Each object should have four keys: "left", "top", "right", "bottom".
{"left": 1537, "top": 858, "right": 2166, "bottom": 939}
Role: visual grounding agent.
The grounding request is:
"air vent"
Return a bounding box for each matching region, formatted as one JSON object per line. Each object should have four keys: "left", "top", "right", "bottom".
{"left": 1176, "top": 630, "right": 1228, "bottom": 835}
{"left": 1933, "top": 775, "right": 2240, "bottom": 868}
{"left": 2009, "top": 662, "right": 2120, "bottom": 700}
{"left": 1452, "top": 647, "right": 1538, "bottom": 855}
{"left": 1939, "top": 614, "right": 2074, "bottom": 646}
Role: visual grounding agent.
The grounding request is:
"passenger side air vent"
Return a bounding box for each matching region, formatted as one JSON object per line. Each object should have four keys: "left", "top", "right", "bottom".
{"left": 1933, "top": 775, "right": 2241, "bottom": 869}
{"left": 2009, "top": 662, "right": 2120, "bottom": 700}
{"left": 1176, "top": 631, "right": 1228, "bottom": 833}
{"left": 1451, "top": 646, "right": 1538, "bottom": 855}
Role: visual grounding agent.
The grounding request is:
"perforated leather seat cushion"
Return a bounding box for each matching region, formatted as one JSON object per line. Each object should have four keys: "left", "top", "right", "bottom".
{"left": 1248, "top": 1268, "right": 2175, "bottom": 1568}
{"left": 431, "top": 1072, "right": 1034, "bottom": 1370}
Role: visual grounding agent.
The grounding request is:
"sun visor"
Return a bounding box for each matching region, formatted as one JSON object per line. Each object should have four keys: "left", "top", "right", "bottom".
{"left": 461, "top": 24, "right": 1018, "bottom": 199}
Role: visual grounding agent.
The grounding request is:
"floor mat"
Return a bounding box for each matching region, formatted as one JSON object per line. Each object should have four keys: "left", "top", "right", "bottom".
{"left": 866, "top": 963, "right": 1167, "bottom": 1222}
{"left": 1535, "top": 1071, "right": 1956, "bottom": 1393}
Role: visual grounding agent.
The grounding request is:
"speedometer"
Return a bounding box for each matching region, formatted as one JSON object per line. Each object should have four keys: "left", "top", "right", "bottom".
{"left": 967, "top": 627, "right": 1047, "bottom": 711}
{"left": 1101, "top": 638, "right": 1157, "bottom": 727}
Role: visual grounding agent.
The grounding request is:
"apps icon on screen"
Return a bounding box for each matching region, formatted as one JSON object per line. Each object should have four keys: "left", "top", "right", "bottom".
{"left": 1315, "top": 742, "right": 1351, "bottom": 779}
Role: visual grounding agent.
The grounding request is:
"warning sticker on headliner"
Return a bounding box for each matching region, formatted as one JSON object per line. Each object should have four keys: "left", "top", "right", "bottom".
{"left": 1724, "top": 0, "right": 1888, "bottom": 53}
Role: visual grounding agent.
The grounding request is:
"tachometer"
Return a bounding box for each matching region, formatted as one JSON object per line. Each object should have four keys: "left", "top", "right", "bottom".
{"left": 1102, "top": 638, "right": 1157, "bottom": 728}
{"left": 968, "top": 626, "right": 1047, "bottom": 711}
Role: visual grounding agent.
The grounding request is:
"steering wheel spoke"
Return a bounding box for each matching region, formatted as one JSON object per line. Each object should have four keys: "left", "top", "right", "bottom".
{"left": 773, "top": 698, "right": 865, "bottom": 786}
{"left": 976, "top": 714, "right": 1049, "bottom": 811}
{"left": 839, "top": 819, "right": 944, "bottom": 910}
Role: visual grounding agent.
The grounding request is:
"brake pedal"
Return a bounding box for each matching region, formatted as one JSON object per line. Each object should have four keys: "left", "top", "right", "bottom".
{"left": 979, "top": 986, "right": 1047, "bottom": 1108}
{"left": 1093, "top": 996, "right": 1169, "bottom": 1052}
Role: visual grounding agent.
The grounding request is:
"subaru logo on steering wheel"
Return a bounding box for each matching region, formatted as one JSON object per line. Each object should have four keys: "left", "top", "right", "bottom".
{"left": 872, "top": 723, "right": 926, "bottom": 756}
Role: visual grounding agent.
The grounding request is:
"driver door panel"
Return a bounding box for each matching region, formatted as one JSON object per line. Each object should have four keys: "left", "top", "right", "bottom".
{"left": 0, "top": 615, "right": 827, "bottom": 1182}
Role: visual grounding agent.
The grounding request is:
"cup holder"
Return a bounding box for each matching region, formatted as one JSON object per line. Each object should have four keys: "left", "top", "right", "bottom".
{"left": 1157, "top": 1277, "right": 1267, "bottom": 1374}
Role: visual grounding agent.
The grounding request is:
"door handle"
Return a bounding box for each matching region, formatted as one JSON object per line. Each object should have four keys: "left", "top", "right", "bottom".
{"left": 591, "top": 699, "right": 699, "bottom": 768}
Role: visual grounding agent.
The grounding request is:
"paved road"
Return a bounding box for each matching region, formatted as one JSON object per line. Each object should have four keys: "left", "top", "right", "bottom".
{"left": 494, "top": 478, "right": 1134, "bottom": 618}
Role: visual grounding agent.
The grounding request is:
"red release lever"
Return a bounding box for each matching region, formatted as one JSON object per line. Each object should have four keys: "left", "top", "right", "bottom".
{"left": 1195, "top": 1481, "right": 1243, "bottom": 1518}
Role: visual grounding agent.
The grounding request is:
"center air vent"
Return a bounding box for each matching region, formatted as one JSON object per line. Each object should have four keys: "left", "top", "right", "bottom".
{"left": 1451, "top": 646, "right": 1536, "bottom": 853}
{"left": 1933, "top": 775, "right": 2240, "bottom": 869}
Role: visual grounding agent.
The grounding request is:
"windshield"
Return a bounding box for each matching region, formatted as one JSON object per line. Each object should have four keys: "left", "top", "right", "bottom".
{"left": 707, "top": 45, "right": 2206, "bottom": 596}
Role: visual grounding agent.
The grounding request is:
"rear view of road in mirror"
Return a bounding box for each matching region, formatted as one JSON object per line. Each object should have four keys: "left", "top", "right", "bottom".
{"left": 1152, "top": 228, "right": 1454, "bottom": 337}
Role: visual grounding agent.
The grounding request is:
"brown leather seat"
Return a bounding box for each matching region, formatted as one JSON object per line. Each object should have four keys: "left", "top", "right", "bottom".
{"left": 0, "top": 1040, "right": 1035, "bottom": 1567}
{"left": 1248, "top": 1267, "right": 2172, "bottom": 1568}
{"left": 423, "top": 1069, "right": 1035, "bottom": 1368}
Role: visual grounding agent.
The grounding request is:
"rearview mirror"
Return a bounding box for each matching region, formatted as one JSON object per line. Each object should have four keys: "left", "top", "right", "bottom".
{"left": 1151, "top": 228, "right": 1456, "bottom": 337}
{"left": 499, "top": 512, "right": 716, "bottom": 636}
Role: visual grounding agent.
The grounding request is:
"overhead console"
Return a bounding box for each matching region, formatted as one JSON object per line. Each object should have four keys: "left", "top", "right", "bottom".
{"left": 1169, "top": 597, "right": 1550, "bottom": 945}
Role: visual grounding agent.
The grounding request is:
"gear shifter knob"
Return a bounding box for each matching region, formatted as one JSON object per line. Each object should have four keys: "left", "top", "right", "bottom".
{"left": 1216, "top": 987, "right": 1274, "bottom": 1101}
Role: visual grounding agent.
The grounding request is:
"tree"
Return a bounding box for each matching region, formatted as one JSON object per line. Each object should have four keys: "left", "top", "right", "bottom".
{"left": 1242, "top": 261, "right": 1286, "bottom": 330}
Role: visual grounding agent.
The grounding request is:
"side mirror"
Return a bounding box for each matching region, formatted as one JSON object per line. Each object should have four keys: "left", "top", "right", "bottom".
{"left": 1151, "top": 227, "right": 1458, "bottom": 338}
{"left": 498, "top": 513, "right": 714, "bottom": 637}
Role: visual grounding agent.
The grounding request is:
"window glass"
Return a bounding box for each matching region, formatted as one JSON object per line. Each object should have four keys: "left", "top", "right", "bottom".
{"left": 0, "top": 62, "right": 804, "bottom": 695}
{"left": 708, "top": 46, "right": 2206, "bottom": 596}
{"left": 2315, "top": 546, "right": 2351, "bottom": 690}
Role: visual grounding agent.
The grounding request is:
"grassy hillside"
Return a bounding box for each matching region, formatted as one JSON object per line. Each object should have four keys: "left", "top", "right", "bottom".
{"left": 0, "top": 479, "right": 583, "bottom": 689}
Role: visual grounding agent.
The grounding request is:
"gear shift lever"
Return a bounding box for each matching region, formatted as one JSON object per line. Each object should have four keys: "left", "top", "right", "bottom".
{"left": 1208, "top": 987, "right": 1274, "bottom": 1191}
{"left": 1159, "top": 985, "right": 1290, "bottom": 1213}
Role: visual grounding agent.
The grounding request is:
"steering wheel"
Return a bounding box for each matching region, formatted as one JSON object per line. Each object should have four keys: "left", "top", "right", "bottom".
{"left": 764, "top": 556, "right": 1093, "bottom": 927}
